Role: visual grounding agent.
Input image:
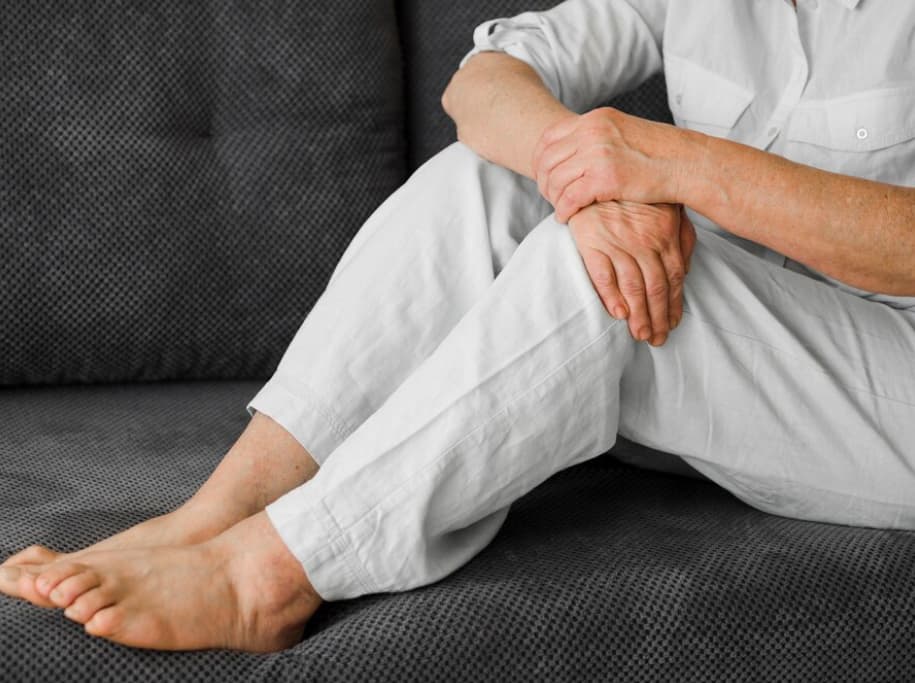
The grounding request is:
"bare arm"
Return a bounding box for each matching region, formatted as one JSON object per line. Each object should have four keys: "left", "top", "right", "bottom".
{"left": 441, "top": 52, "right": 575, "bottom": 179}
{"left": 443, "top": 53, "right": 694, "bottom": 346}
{"left": 535, "top": 109, "right": 915, "bottom": 296}
{"left": 680, "top": 132, "right": 915, "bottom": 296}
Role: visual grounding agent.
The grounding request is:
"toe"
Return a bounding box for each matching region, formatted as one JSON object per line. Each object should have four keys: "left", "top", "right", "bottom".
{"left": 2, "top": 545, "right": 60, "bottom": 568}
{"left": 49, "top": 570, "right": 101, "bottom": 608}
{"left": 85, "top": 605, "right": 123, "bottom": 638}
{"left": 0, "top": 566, "right": 24, "bottom": 598}
{"left": 35, "top": 562, "right": 86, "bottom": 598}
{"left": 5, "top": 567, "right": 57, "bottom": 608}
{"left": 65, "top": 587, "right": 115, "bottom": 625}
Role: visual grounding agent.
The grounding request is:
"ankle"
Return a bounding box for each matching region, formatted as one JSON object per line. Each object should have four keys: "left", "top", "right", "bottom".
{"left": 213, "top": 513, "right": 322, "bottom": 623}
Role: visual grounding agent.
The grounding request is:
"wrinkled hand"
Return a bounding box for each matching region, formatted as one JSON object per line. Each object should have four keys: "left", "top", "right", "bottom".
{"left": 534, "top": 107, "right": 684, "bottom": 223}
{"left": 568, "top": 200, "right": 696, "bottom": 346}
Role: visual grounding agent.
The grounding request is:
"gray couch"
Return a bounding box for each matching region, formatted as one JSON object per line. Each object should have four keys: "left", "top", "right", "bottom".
{"left": 2, "top": 2, "right": 914, "bottom": 681}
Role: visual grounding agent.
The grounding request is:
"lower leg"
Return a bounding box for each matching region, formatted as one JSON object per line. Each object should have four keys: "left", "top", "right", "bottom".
{"left": 1, "top": 412, "right": 318, "bottom": 569}
{"left": 3, "top": 216, "right": 629, "bottom": 650}
{"left": 4, "top": 143, "right": 547, "bottom": 572}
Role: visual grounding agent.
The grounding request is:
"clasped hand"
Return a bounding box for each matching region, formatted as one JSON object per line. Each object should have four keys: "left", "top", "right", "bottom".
{"left": 533, "top": 108, "right": 694, "bottom": 346}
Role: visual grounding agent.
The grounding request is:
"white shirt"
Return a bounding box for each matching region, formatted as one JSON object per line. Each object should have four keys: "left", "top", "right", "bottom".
{"left": 460, "top": 0, "right": 915, "bottom": 309}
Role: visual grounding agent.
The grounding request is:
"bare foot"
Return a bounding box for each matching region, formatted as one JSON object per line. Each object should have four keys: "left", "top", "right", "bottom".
{"left": 1, "top": 499, "right": 238, "bottom": 570}
{"left": 12, "top": 512, "right": 322, "bottom": 652}
{"left": 3, "top": 412, "right": 319, "bottom": 577}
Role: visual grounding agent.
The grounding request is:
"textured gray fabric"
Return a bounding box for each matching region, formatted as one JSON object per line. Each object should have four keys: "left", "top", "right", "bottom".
{"left": 2, "top": 382, "right": 914, "bottom": 681}
{"left": 396, "top": 0, "right": 674, "bottom": 169}
{"left": 4, "top": 2, "right": 915, "bottom": 681}
{"left": 0, "top": 1, "right": 406, "bottom": 386}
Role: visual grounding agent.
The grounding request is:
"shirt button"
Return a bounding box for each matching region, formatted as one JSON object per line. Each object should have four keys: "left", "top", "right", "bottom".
{"left": 675, "top": 94, "right": 683, "bottom": 106}
{"left": 856, "top": 128, "right": 869, "bottom": 140}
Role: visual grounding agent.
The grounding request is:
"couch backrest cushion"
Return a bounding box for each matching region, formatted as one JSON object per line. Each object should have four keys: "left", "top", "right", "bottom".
{"left": 397, "top": 0, "right": 674, "bottom": 169}
{"left": 0, "top": 2, "right": 406, "bottom": 386}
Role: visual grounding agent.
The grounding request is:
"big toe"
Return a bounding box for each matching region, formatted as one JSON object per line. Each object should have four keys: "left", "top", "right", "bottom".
{"left": 2, "top": 545, "right": 60, "bottom": 568}
{"left": 0, "top": 566, "right": 56, "bottom": 607}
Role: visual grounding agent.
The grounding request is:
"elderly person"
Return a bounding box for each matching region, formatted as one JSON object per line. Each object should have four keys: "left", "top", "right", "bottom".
{"left": 2, "top": 0, "right": 914, "bottom": 653}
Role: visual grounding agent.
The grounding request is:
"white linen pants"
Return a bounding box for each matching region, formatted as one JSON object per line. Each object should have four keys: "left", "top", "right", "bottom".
{"left": 248, "top": 142, "right": 915, "bottom": 601}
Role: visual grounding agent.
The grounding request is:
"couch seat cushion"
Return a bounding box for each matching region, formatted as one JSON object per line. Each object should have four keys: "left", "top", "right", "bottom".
{"left": 1, "top": 382, "right": 914, "bottom": 681}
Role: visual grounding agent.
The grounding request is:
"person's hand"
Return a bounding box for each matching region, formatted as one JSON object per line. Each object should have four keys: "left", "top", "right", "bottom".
{"left": 533, "top": 107, "right": 688, "bottom": 223}
{"left": 568, "top": 200, "right": 696, "bottom": 346}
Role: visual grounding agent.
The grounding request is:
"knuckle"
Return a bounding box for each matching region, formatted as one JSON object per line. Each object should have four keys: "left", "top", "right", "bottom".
{"left": 645, "top": 280, "right": 669, "bottom": 299}
{"left": 618, "top": 278, "right": 644, "bottom": 296}
{"left": 667, "top": 268, "right": 685, "bottom": 287}
{"left": 590, "top": 269, "right": 613, "bottom": 287}
{"left": 564, "top": 184, "right": 581, "bottom": 204}
{"left": 596, "top": 145, "right": 614, "bottom": 160}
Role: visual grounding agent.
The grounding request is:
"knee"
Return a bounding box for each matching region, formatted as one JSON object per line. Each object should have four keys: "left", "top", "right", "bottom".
{"left": 416, "top": 141, "right": 487, "bottom": 180}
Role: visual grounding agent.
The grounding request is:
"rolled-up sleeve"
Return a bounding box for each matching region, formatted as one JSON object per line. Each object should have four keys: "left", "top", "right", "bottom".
{"left": 458, "top": 0, "right": 668, "bottom": 114}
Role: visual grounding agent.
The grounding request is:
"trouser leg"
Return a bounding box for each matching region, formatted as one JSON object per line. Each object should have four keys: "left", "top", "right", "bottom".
{"left": 265, "top": 213, "right": 631, "bottom": 599}
{"left": 247, "top": 142, "right": 551, "bottom": 464}
{"left": 618, "top": 229, "right": 915, "bottom": 529}
{"left": 267, "top": 225, "right": 915, "bottom": 602}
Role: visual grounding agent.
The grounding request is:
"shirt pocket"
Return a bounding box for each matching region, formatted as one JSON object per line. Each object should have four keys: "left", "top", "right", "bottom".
{"left": 786, "top": 84, "right": 915, "bottom": 152}
{"left": 664, "top": 53, "right": 755, "bottom": 137}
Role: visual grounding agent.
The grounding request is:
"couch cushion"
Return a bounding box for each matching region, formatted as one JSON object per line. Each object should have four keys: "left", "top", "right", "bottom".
{"left": 396, "top": 0, "right": 674, "bottom": 169}
{"left": 0, "top": 2, "right": 406, "bottom": 386}
{"left": 2, "top": 382, "right": 914, "bottom": 681}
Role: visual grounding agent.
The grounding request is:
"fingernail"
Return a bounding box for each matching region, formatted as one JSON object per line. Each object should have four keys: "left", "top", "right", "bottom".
{"left": 670, "top": 315, "right": 679, "bottom": 329}
{"left": 0, "top": 566, "right": 20, "bottom": 582}
{"left": 651, "top": 334, "right": 667, "bottom": 346}
{"left": 613, "top": 305, "right": 628, "bottom": 319}
{"left": 36, "top": 578, "right": 49, "bottom": 592}
{"left": 50, "top": 589, "right": 62, "bottom": 602}
{"left": 637, "top": 327, "right": 651, "bottom": 341}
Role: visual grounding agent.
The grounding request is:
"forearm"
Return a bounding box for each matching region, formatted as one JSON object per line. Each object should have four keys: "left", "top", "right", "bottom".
{"left": 442, "top": 52, "right": 575, "bottom": 180}
{"left": 678, "top": 131, "right": 915, "bottom": 295}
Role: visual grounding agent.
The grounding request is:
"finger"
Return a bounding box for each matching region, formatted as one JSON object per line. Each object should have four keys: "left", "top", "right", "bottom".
{"left": 635, "top": 250, "right": 671, "bottom": 345}
{"left": 553, "top": 175, "right": 597, "bottom": 225}
{"left": 579, "top": 247, "right": 629, "bottom": 320}
{"left": 544, "top": 150, "right": 597, "bottom": 211}
{"left": 535, "top": 135, "right": 580, "bottom": 202}
{"left": 555, "top": 170, "right": 619, "bottom": 225}
{"left": 536, "top": 114, "right": 584, "bottom": 156}
{"left": 660, "top": 238, "right": 687, "bottom": 332}
{"left": 607, "top": 249, "right": 652, "bottom": 342}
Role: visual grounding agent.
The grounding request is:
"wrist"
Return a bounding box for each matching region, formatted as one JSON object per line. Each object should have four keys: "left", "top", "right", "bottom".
{"left": 669, "top": 127, "right": 713, "bottom": 206}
